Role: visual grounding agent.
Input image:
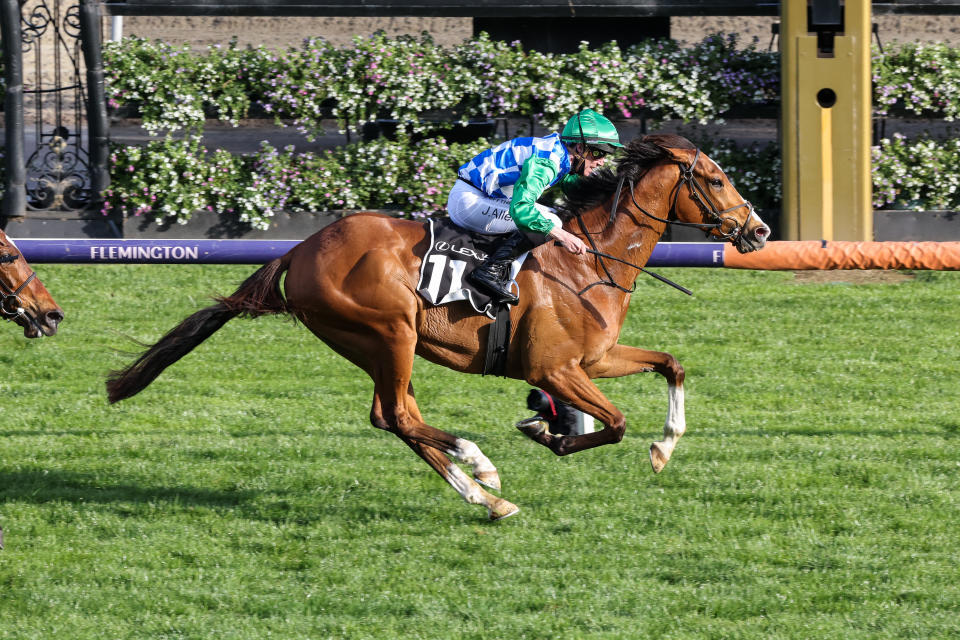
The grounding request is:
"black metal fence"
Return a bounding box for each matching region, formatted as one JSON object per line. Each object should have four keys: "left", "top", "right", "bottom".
{"left": 1, "top": 0, "right": 109, "bottom": 222}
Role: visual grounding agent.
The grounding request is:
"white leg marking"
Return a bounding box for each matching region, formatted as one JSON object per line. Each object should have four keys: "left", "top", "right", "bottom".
{"left": 666, "top": 383, "right": 686, "bottom": 437}
{"left": 444, "top": 463, "right": 486, "bottom": 505}
{"left": 658, "top": 383, "right": 686, "bottom": 458}
{"left": 451, "top": 438, "right": 496, "bottom": 475}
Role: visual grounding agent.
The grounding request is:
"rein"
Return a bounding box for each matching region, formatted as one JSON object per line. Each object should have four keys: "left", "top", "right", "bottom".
{"left": 580, "top": 247, "right": 692, "bottom": 296}
{"left": 569, "top": 222, "right": 692, "bottom": 297}
{"left": 571, "top": 146, "right": 753, "bottom": 297}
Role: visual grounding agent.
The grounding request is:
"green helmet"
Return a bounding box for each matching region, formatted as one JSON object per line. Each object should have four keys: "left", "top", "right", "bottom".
{"left": 560, "top": 108, "right": 624, "bottom": 153}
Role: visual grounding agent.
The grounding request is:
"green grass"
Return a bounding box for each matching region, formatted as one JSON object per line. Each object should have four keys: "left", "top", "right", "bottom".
{"left": 2, "top": 264, "right": 959, "bottom": 639}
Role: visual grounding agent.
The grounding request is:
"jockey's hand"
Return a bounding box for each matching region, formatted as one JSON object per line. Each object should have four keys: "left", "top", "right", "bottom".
{"left": 549, "top": 227, "right": 588, "bottom": 256}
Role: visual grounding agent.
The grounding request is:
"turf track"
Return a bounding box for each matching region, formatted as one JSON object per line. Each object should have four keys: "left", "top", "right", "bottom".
{"left": 1, "top": 264, "right": 958, "bottom": 639}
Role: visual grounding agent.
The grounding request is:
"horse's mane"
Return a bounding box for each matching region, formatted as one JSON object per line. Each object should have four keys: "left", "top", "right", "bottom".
{"left": 554, "top": 133, "right": 696, "bottom": 221}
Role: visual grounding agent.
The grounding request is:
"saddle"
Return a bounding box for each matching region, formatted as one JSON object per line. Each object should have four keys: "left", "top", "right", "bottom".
{"left": 416, "top": 218, "right": 528, "bottom": 320}
{"left": 416, "top": 218, "right": 529, "bottom": 376}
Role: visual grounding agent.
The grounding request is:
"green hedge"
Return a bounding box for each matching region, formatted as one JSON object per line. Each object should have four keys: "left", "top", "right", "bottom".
{"left": 100, "top": 136, "right": 781, "bottom": 229}
{"left": 92, "top": 33, "right": 960, "bottom": 223}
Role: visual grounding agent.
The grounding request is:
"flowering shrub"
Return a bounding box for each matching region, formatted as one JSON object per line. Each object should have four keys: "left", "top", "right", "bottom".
{"left": 102, "top": 37, "right": 270, "bottom": 133}
{"left": 104, "top": 136, "right": 489, "bottom": 229}
{"left": 23, "top": 32, "right": 960, "bottom": 219}
{"left": 687, "top": 34, "right": 780, "bottom": 113}
{"left": 703, "top": 137, "right": 782, "bottom": 210}
{"left": 101, "top": 133, "right": 960, "bottom": 228}
{"left": 102, "top": 32, "right": 781, "bottom": 135}
{"left": 103, "top": 33, "right": 960, "bottom": 136}
{"left": 101, "top": 136, "right": 240, "bottom": 223}
{"left": 453, "top": 34, "right": 536, "bottom": 120}
{"left": 873, "top": 42, "right": 960, "bottom": 120}
{"left": 541, "top": 34, "right": 779, "bottom": 129}
{"left": 872, "top": 134, "right": 960, "bottom": 210}
{"left": 253, "top": 38, "right": 341, "bottom": 138}
{"left": 102, "top": 134, "right": 783, "bottom": 227}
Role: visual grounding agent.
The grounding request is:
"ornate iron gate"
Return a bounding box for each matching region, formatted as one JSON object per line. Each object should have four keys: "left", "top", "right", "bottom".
{"left": 1, "top": 0, "right": 109, "bottom": 220}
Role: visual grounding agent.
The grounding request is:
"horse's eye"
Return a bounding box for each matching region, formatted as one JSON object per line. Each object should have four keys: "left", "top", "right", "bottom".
{"left": 709, "top": 178, "right": 723, "bottom": 188}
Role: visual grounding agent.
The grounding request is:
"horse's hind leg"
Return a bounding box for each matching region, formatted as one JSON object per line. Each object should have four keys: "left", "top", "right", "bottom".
{"left": 401, "top": 437, "right": 518, "bottom": 521}
{"left": 370, "top": 384, "right": 501, "bottom": 489}
{"left": 303, "top": 312, "right": 511, "bottom": 518}
{"left": 391, "top": 385, "right": 502, "bottom": 490}
{"left": 372, "top": 390, "right": 518, "bottom": 521}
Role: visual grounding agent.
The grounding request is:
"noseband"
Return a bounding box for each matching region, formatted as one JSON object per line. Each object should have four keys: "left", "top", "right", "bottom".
{"left": 0, "top": 253, "right": 38, "bottom": 322}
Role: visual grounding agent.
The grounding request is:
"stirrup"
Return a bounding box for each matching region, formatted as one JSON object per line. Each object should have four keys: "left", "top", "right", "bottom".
{"left": 467, "top": 271, "right": 518, "bottom": 305}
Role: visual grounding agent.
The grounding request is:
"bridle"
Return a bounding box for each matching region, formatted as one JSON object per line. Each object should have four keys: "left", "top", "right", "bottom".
{"left": 630, "top": 147, "right": 756, "bottom": 250}
{"left": 573, "top": 146, "right": 755, "bottom": 296}
{"left": 0, "top": 252, "right": 39, "bottom": 325}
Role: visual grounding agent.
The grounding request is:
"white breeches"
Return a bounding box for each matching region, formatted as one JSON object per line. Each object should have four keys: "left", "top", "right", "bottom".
{"left": 446, "top": 180, "right": 561, "bottom": 235}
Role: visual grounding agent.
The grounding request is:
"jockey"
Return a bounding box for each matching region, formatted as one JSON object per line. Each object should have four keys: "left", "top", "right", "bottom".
{"left": 447, "top": 108, "right": 624, "bottom": 305}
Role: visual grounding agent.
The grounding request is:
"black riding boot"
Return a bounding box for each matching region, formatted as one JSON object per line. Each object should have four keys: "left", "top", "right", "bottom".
{"left": 467, "top": 231, "right": 535, "bottom": 305}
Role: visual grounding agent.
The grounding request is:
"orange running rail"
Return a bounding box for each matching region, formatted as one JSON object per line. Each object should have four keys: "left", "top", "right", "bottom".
{"left": 724, "top": 241, "right": 960, "bottom": 270}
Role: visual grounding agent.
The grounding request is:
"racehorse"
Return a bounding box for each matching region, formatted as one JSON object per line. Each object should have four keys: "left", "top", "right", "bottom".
{"left": 0, "top": 229, "right": 63, "bottom": 337}
{"left": 106, "top": 134, "right": 769, "bottom": 520}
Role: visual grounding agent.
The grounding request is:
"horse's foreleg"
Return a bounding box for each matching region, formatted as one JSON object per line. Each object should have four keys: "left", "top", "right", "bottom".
{"left": 588, "top": 345, "right": 686, "bottom": 473}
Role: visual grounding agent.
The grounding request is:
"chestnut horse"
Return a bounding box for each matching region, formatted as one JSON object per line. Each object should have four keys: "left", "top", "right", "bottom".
{"left": 0, "top": 229, "right": 63, "bottom": 337}
{"left": 107, "top": 134, "right": 768, "bottom": 520}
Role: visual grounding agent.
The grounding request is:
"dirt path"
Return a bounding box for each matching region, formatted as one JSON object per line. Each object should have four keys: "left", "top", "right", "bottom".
{"left": 119, "top": 14, "right": 960, "bottom": 49}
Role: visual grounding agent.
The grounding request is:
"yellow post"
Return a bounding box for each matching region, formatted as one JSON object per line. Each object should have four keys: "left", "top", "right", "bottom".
{"left": 780, "top": 0, "right": 873, "bottom": 241}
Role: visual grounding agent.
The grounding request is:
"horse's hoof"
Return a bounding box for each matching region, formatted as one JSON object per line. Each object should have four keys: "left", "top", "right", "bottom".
{"left": 649, "top": 443, "right": 668, "bottom": 473}
{"left": 516, "top": 417, "right": 548, "bottom": 440}
{"left": 474, "top": 469, "right": 501, "bottom": 491}
{"left": 488, "top": 499, "right": 520, "bottom": 521}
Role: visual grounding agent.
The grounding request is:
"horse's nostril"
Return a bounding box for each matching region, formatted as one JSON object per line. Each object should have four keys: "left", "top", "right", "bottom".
{"left": 46, "top": 309, "right": 64, "bottom": 325}
{"left": 754, "top": 226, "right": 770, "bottom": 239}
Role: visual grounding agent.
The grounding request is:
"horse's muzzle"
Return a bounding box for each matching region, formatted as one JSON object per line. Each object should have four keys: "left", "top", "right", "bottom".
{"left": 16, "top": 307, "right": 63, "bottom": 338}
{"left": 735, "top": 222, "right": 770, "bottom": 254}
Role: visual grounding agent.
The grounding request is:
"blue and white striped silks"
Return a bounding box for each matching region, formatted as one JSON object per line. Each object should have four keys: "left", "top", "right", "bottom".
{"left": 457, "top": 133, "right": 572, "bottom": 199}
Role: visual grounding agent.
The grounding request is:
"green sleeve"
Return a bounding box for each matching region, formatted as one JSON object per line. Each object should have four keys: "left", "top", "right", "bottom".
{"left": 509, "top": 157, "right": 560, "bottom": 235}
{"left": 557, "top": 172, "right": 581, "bottom": 196}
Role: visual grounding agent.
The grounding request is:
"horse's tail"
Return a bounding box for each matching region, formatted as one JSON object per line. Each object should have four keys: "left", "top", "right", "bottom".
{"left": 106, "top": 256, "right": 291, "bottom": 404}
